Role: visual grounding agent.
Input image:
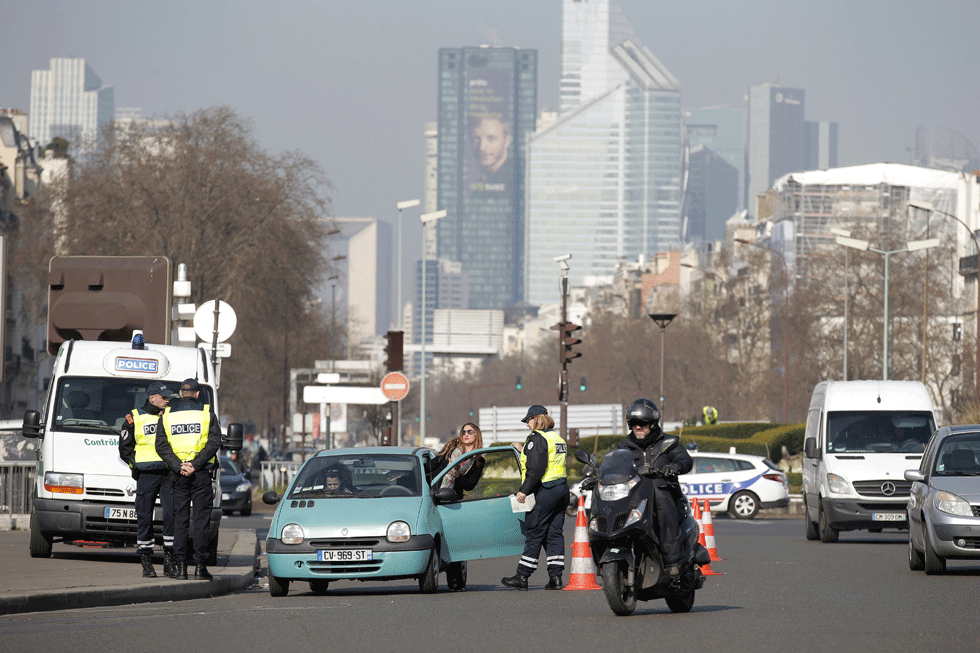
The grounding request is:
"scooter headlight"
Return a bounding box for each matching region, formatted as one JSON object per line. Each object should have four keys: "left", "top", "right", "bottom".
{"left": 624, "top": 499, "right": 647, "bottom": 527}
{"left": 598, "top": 476, "right": 639, "bottom": 502}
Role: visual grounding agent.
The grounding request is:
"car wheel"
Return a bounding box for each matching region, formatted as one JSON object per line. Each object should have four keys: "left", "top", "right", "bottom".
{"left": 29, "top": 514, "right": 53, "bottom": 559}
{"left": 269, "top": 569, "right": 290, "bottom": 597}
{"left": 446, "top": 560, "right": 467, "bottom": 591}
{"left": 222, "top": 509, "right": 232, "bottom": 516}
{"left": 923, "top": 531, "right": 946, "bottom": 575}
{"left": 818, "top": 502, "right": 838, "bottom": 543}
{"left": 241, "top": 505, "right": 252, "bottom": 517}
{"left": 804, "top": 497, "right": 819, "bottom": 541}
{"left": 728, "top": 491, "right": 760, "bottom": 519}
{"left": 908, "top": 535, "right": 925, "bottom": 571}
{"left": 418, "top": 547, "right": 439, "bottom": 593}
{"left": 309, "top": 579, "right": 330, "bottom": 595}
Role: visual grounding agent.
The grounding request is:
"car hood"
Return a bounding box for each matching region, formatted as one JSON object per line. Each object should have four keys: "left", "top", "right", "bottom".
{"left": 273, "top": 496, "right": 425, "bottom": 538}
{"left": 928, "top": 477, "right": 980, "bottom": 502}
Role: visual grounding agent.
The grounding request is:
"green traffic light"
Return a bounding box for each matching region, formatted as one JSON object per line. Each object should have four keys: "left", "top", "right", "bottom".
{"left": 515, "top": 375, "right": 522, "bottom": 390}
{"left": 579, "top": 377, "right": 587, "bottom": 391}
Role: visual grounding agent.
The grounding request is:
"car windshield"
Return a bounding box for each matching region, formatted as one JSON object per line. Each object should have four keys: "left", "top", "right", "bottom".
{"left": 51, "top": 377, "right": 214, "bottom": 434}
{"left": 597, "top": 449, "right": 638, "bottom": 485}
{"left": 827, "top": 411, "right": 935, "bottom": 453}
{"left": 933, "top": 433, "right": 980, "bottom": 477}
{"left": 221, "top": 458, "right": 241, "bottom": 476}
{"left": 289, "top": 454, "right": 422, "bottom": 498}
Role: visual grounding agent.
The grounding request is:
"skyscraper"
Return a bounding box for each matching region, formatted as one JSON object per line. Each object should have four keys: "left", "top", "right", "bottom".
{"left": 804, "top": 120, "right": 839, "bottom": 170}
{"left": 744, "top": 83, "right": 805, "bottom": 218}
{"left": 525, "top": 0, "right": 683, "bottom": 306}
{"left": 29, "top": 58, "right": 114, "bottom": 149}
{"left": 436, "top": 46, "right": 537, "bottom": 310}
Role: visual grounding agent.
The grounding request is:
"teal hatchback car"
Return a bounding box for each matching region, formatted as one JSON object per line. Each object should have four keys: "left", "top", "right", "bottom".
{"left": 263, "top": 446, "right": 526, "bottom": 596}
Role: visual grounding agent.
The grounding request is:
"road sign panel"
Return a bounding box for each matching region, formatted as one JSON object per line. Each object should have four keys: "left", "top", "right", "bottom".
{"left": 381, "top": 372, "right": 410, "bottom": 401}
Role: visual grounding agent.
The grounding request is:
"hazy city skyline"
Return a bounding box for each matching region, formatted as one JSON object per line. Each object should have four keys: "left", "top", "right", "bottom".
{"left": 5, "top": 0, "right": 978, "bottom": 300}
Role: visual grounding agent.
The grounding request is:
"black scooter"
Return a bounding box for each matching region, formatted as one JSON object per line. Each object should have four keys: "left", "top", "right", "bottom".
{"left": 575, "top": 440, "right": 711, "bottom": 616}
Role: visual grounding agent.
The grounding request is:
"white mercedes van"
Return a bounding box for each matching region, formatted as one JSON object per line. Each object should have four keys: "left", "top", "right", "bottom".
{"left": 802, "top": 380, "right": 938, "bottom": 543}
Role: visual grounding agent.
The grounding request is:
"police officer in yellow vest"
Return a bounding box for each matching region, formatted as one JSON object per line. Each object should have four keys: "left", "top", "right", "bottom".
{"left": 155, "top": 378, "right": 221, "bottom": 581}
{"left": 502, "top": 405, "right": 569, "bottom": 590}
{"left": 703, "top": 405, "right": 718, "bottom": 425}
{"left": 118, "top": 381, "right": 175, "bottom": 578}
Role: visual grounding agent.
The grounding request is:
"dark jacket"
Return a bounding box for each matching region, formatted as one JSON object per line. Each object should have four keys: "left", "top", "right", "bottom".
{"left": 154, "top": 396, "right": 222, "bottom": 474}
{"left": 118, "top": 399, "right": 167, "bottom": 472}
{"left": 616, "top": 431, "right": 693, "bottom": 490}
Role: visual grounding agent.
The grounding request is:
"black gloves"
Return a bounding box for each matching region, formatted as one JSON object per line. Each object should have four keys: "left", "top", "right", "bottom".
{"left": 661, "top": 463, "right": 681, "bottom": 480}
{"left": 580, "top": 477, "right": 597, "bottom": 491}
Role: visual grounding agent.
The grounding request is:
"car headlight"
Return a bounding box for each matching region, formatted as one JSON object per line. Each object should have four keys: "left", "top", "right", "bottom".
{"left": 934, "top": 491, "right": 973, "bottom": 516}
{"left": 235, "top": 481, "right": 251, "bottom": 493}
{"left": 598, "top": 476, "right": 639, "bottom": 501}
{"left": 387, "top": 521, "right": 411, "bottom": 543}
{"left": 589, "top": 516, "right": 599, "bottom": 532}
{"left": 281, "top": 523, "right": 305, "bottom": 544}
{"left": 624, "top": 499, "right": 647, "bottom": 527}
{"left": 826, "top": 473, "right": 853, "bottom": 495}
{"left": 44, "top": 472, "right": 84, "bottom": 494}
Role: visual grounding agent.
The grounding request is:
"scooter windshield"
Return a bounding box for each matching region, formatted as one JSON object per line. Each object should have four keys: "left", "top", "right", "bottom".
{"left": 598, "top": 449, "right": 639, "bottom": 486}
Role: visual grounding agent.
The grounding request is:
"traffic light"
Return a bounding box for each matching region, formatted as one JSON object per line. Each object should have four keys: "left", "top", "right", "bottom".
{"left": 383, "top": 330, "right": 404, "bottom": 371}
{"left": 560, "top": 322, "right": 582, "bottom": 364}
{"left": 579, "top": 377, "right": 587, "bottom": 392}
{"left": 515, "top": 375, "right": 522, "bottom": 390}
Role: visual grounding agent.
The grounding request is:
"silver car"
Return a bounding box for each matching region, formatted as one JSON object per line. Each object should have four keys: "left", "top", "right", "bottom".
{"left": 905, "top": 425, "right": 980, "bottom": 574}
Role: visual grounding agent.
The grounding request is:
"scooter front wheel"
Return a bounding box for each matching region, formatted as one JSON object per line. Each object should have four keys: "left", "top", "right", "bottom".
{"left": 600, "top": 562, "right": 636, "bottom": 616}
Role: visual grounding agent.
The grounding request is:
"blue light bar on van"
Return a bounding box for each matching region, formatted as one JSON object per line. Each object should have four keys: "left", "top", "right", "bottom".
{"left": 132, "top": 330, "right": 145, "bottom": 350}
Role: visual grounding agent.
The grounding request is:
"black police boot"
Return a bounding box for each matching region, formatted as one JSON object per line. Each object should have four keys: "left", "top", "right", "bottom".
{"left": 175, "top": 560, "right": 189, "bottom": 580}
{"left": 544, "top": 575, "right": 563, "bottom": 590}
{"left": 194, "top": 564, "right": 213, "bottom": 581}
{"left": 139, "top": 550, "right": 157, "bottom": 578}
{"left": 163, "top": 548, "right": 176, "bottom": 578}
{"left": 501, "top": 574, "right": 529, "bottom": 590}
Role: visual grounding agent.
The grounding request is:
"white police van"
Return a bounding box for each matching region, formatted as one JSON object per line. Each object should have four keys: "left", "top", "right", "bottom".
{"left": 22, "top": 334, "right": 242, "bottom": 560}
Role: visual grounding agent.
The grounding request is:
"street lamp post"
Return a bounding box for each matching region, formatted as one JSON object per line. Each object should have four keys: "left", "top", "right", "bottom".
{"left": 395, "top": 199, "right": 421, "bottom": 330}
{"left": 648, "top": 313, "right": 677, "bottom": 422}
{"left": 835, "top": 234, "right": 940, "bottom": 381}
{"left": 419, "top": 209, "right": 447, "bottom": 443}
{"left": 909, "top": 200, "right": 980, "bottom": 404}
{"left": 735, "top": 238, "right": 790, "bottom": 423}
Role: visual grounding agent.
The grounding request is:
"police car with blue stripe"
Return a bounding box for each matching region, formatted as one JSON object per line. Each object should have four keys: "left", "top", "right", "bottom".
{"left": 680, "top": 450, "right": 789, "bottom": 519}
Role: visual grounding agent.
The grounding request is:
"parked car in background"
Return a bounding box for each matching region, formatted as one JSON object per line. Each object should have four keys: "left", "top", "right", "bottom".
{"left": 906, "top": 425, "right": 980, "bottom": 574}
{"left": 680, "top": 451, "right": 789, "bottom": 519}
{"left": 220, "top": 456, "right": 252, "bottom": 516}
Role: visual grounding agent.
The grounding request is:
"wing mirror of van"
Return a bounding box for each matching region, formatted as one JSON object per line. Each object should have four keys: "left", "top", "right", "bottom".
{"left": 22, "top": 410, "right": 43, "bottom": 438}
{"left": 804, "top": 437, "right": 821, "bottom": 459}
{"left": 222, "top": 423, "right": 244, "bottom": 451}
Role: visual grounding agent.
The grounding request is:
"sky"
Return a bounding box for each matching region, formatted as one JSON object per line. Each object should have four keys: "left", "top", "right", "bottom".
{"left": 5, "top": 0, "right": 979, "bottom": 291}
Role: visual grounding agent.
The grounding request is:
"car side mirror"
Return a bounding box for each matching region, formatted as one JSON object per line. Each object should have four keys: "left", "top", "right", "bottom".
{"left": 262, "top": 490, "right": 281, "bottom": 505}
{"left": 904, "top": 470, "right": 925, "bottom": 483}
{"left": 23, "top": 410, "right": 43, "bottom": 438}
{"left": 431, "top": 487, "right": 458, "bottom": 504}
{"left": 804, "top": 437, "right": 820, "bottom": 459}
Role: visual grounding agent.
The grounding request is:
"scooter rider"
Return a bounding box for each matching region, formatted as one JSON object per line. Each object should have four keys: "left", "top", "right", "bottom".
{"left": 616, "top": 398, "right": 693, "bottom": 580}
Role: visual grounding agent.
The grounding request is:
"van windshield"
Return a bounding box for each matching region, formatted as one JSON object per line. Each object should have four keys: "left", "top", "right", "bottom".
{"left": 827, "top": 411, "right": 935, "bottom": 454}
{"left": 52, "top": 377, "right": 215, "bottom": 434}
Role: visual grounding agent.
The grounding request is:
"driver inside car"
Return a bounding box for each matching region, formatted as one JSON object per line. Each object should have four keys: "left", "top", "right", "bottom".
{"left": 615, "top": 398, "right": 694, "bottom": 581}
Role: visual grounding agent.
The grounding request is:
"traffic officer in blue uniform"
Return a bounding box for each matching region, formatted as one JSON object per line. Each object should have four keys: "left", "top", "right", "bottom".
{"left": 502, "top": 405, "right": 569, "bottom": 590}
{"left": 118, "top": 381, "right": 175, "bottom": 577}
{"left": 155, "top": 378, "right": 221, "bottom": 580}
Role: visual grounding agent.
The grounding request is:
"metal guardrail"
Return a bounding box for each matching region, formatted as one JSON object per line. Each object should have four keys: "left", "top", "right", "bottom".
{"left": 259, "top": 460, "right": 303, "bottom": 492}
{"left": 1, "top": 462, "right": 37, "bottom": 515}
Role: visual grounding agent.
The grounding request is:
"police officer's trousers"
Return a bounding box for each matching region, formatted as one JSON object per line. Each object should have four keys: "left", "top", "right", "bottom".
{"left": 171, "top": 468, "right": 214, "bottom": 565}
{"left": 517, "top": 479, "right": 569, "bottom": 578}
{"left": 135, "top": 469, "right": 174, "bottom": 552}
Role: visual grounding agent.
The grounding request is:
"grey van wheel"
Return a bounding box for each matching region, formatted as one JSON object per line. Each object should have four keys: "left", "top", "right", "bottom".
{"left": 818, "top": 503, "right": 838, "bottom": 543}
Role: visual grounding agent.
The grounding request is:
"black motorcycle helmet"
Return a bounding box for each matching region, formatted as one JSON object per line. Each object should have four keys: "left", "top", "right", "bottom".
{"left": 626, "top": 398, "right": 662, "bottom": 433}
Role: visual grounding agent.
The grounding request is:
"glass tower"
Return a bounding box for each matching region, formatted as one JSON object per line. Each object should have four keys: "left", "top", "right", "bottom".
{"left": 526, "top": 0, "right": 683, "bottom": 306}
{"left": 29, "top": 58, "right": 114, "bottom": 149}
{"left": 436, "top": 47, "right": 537, "bottom": 310}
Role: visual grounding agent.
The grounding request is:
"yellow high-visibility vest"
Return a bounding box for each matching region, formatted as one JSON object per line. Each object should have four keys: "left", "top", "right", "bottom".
{"left": 519, "top": 430, "right": 567, "bottom": 484}
{"left": 162, "top": 404, "right": 212, "bottom": 463}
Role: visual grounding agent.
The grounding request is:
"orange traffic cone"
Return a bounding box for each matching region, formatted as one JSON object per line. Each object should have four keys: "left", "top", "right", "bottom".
{"left": 693, "top": 498, "right": 723, "bottom": 576}
{"left": 564, "top": 494, "right": 601, "bottom": 590}
{"left": 701, "top": 499, "right": 723, "bottom": 561}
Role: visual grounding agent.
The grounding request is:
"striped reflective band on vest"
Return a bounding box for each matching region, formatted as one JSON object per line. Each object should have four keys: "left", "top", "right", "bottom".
{"left": 520, "top": 430, "right": 568, "bottom": 484}
{"left": 162, "top": 404, "right": 211, "bottom": 463}
{"left": 132, "top": 409, "right": 163, "bottom": 463}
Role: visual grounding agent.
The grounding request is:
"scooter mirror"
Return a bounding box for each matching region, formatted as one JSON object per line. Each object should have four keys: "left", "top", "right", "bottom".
{"left": 574, "top": 449, "right": 593, "bottom": 466}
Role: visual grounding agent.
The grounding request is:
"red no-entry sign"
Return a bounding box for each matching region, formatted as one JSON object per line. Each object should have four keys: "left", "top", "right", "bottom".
{"left": 380, "top": 372, "right": 410, "bottom": 401}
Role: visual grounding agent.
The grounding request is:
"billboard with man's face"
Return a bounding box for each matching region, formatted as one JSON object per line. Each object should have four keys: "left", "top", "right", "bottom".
{"left": 465, "top": 60, "right": 513, "bottom": 197}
